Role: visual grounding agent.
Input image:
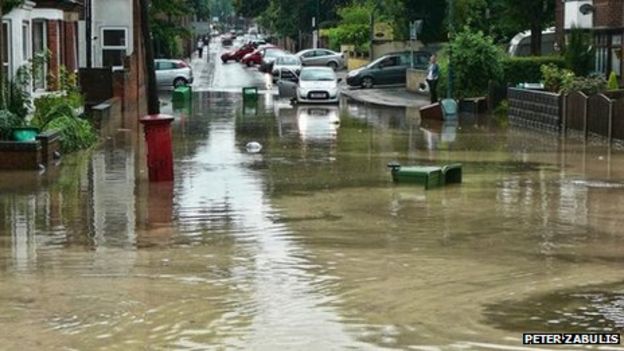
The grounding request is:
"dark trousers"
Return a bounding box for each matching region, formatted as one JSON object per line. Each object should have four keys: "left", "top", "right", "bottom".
{"left": 198, "top": 47, "right": 203, "bottom": 58}
{"left": 427, "top": 79, "right": 438, "bottom": 103}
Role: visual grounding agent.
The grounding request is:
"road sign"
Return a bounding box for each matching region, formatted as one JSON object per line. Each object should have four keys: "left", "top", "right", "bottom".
{"left": 410, "top": 20, "right": 423, "bottom": 40}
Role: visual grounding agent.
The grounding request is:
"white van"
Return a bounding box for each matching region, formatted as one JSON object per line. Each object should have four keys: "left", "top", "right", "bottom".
{"left": 508, "top": 27, "right": 556, "bottom": 56}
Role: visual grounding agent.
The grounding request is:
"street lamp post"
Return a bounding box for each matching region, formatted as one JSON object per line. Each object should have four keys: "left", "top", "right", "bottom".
{"left": 447, "top": 0, "right": 454, "bottom": 99}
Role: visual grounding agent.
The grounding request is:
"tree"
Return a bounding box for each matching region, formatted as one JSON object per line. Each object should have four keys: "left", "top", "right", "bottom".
{"left": 564, "top": 27, "right": 594, "bottom": 76}
{"left": 502, "top": 0, "right": 555, "bottom": 55}
{"left": 234, "top": 0, "right": 269, "bottom": 18}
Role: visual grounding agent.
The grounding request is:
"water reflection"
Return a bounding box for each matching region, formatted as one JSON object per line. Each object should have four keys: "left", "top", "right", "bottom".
{"left": 1, "top": 92, "right": 624, "bottom": 349}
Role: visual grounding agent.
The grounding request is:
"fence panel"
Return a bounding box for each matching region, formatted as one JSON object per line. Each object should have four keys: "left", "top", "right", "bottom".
{"left": 565, "top": 91, "right": 588, "bottom": 132}
{"left": 587, "top": 94, "right": 611, "bottom": 138}
{"left": 613, "top": 97, "right": 624, "bottom": 141}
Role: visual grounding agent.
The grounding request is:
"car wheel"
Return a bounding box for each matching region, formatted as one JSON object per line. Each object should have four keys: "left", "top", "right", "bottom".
{"left": 361, "top": 77, "right": 374, "bottom": 89}
{"left": 173, "top": 78, "right": 188, "bottom": 88}
{"left": 235, "top": 57, "right": 240, "bottom": 62}
{"left": 327, "top": 61, "right": 338, "bottom": 70}
{"left": 222, "top": 58, "right": 227, "bottom": 63}
{"left": 246, "top": 61, "right": 252, "bottom": 67}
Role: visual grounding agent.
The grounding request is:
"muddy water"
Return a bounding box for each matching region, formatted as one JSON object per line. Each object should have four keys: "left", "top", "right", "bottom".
{"left": 1, "top": 93, "right": 624, "bottom": 350}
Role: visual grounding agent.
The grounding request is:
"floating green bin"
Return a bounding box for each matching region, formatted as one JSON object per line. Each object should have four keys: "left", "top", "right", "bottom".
{"left": 172, "top": 85, "right": 192, "bottom": 103}
{"left": 388, "top": 163, "right": 463, "bottom": 190}
{"left": 12, "top": 127, "right": 40, "bottom": 142}
{"left": 242, "top": 87, "right": 258, "bottom": 103}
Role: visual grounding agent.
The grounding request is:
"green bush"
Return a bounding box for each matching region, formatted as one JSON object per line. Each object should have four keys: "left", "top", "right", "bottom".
{"left": 564, "top": 27, "right": 594, "bottom": 76}
{"left": 0, "top": 110, "right": 23, "bottom": 140}
{"left": 608, "top": 71, "right": 619, "bottom": 91}
{"left": 562, "top": 75, "right": 607, "bottom": 95}
{"left": 2, "top": 79, "right": 30, "bottom": 119}
{"left": 327, "top": 24, "right": 370, "bottom": 53}
{"left": 32, "top": 94, "right": 82, "bottom": 128}
{"left": 437, "top": 30, "right": 503, "bottom": 99}
{"left": 541, "top": 64, "right": 575, "bottom": 93}
{"left": 501, "top": 56, "right": 566, "bottom": 85}
{"left": 44, "top": 115, "right": 97, "bottom": 153}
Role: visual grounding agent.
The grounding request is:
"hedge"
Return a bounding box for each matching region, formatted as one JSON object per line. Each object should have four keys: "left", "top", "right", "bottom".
{"left": 501, "top": 56, "right": 565, "bottom": 85}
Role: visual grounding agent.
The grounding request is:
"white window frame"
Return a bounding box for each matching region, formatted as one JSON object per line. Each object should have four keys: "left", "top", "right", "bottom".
{"left": 22, "top": 21, "right": 30, "bottom": 62}
{"left": 101, "top": 27, "right": 128, "bottom": 70}
{"left": 2, "top": 20, "right": 12, "bottom": 80}
{"left": 32, "top": 19, "right": 48, "bottom": 91}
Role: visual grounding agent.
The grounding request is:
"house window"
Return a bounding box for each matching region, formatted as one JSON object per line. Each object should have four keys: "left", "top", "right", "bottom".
{"left": 611, "top": 34, "right": 622, "bottom": 77}
{"left": 101, "top": 28, "right": 127, "bottom": 68}
{"left": 2, "top": 21, "right": 11, "bottom": 79}
{"left": 32, "top": 20, "right": 47, "bottom": 90}
{"left": 22, "top": 22, "right": 30, "bottom": 61}
{"left": 595, "top": 33, "right": 609, "bottom": 76}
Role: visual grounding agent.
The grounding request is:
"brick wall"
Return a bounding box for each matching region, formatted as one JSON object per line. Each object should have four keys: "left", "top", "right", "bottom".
{"left": 47, "top": 20, "right": 60, "bottom": 90}
{"left": 63, "top": 22, "right": 77, "bottom": 72}
{"left": 594, "top": 0, "right": 624, "bottom": 28}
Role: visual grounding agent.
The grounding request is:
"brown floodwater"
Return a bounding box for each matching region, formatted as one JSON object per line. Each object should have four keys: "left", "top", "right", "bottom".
{"left": 1, "top": 92, "right": 624, "bottom": 350}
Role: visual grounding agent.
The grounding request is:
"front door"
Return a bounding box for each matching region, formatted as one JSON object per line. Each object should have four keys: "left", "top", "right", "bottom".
{"left": 277, "top": 68, "right": 299, "bottom": 98}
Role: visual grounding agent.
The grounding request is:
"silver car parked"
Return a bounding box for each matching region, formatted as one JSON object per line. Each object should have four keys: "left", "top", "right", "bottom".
{"left": 295, "top": 49, "right": 345, "bottom": 70}
{"left": 155, "top": 59, "right": 193, "bottom": 88}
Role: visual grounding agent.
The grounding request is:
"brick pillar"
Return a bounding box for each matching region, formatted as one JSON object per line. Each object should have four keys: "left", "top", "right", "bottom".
{"left": 64, "top": 22, "right": 77, "bottom": 72}
{"left": 47, "top": 20, "right": 60, "bottom": 90}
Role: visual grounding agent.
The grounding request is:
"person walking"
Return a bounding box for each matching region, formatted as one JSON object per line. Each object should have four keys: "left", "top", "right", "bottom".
{"left": 197, "top": 39, "right": 204, "bottom": 59}
{"left": 426, "top": 54, "right": 440, "bottom": 104}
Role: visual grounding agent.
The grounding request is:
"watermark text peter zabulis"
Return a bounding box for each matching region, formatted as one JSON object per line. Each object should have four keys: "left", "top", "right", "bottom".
{"left": 523, "top": 333, "right": 620, "bottom": 345}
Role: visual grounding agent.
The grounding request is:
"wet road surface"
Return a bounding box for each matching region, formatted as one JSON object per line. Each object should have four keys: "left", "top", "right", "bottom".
{"left": 1, "top": 41, "right": 624, "bottom": 350}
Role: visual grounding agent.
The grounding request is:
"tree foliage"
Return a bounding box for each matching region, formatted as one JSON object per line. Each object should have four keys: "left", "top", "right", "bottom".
{"left": 564, "top": 27, "right": 594, "bottom": 76}
{"left": 150, "top": 0, "right": 208, "bottom": 57}
{"left": 438, "top": 30, "right": 504, "bottom": 99}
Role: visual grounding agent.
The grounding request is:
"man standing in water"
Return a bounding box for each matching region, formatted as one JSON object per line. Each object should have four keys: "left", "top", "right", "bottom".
{"left": 197, "top": 38, "right": 204, "bottom": 59}
{"left": 426, "top": 54, "right": 440, "bottom": 104}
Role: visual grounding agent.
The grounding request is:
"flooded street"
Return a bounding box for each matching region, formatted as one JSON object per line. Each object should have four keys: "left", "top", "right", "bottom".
{"left": 1, "top": 43, "right": 624, "bottom": 350}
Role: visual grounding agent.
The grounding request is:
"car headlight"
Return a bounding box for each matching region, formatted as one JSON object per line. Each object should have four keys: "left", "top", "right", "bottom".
{"left": 347, "top": 70, "right": 359, "bottom": 78}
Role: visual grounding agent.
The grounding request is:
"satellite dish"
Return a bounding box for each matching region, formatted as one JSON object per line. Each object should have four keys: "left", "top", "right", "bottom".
{"left": 579, "top": 4, "right": 594, "bottom": 15}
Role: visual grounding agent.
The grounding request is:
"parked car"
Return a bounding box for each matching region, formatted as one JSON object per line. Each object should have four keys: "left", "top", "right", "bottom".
{"left": 221, "top": 43, "right": 256, "bottom": 63}
{"left": 278, "top": 67, "right": 341, "bottom": 104}
{"left": 296, "top": 49, "right": 345, "bottom": 70}
{"left": 155, "top": 59, "right": 193, "bottom": 88}
{"left": 221, "top": 35, "right": 233, "bottom": 46}
{"left": 259, "top": 48, "right": 287, "bottom": 73}
{"left": 241, "top": 45, "right": 277, "bottom": 67}
{"left": 272, "top": 55, "right": 303, "bottom": 78}
{"left": 346, "top": 51, "right": 431, "bottom": 88}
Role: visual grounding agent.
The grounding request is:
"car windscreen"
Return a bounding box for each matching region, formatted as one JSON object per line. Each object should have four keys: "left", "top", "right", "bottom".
{"left": 366, "top": 56, "right": 386, "bottom": 68}
{"left": 264, "top": 50, "right": 285, "bottom": 58}
{"left": 300, "top": 69, "right": 336, "bottom": 81}
{"left": 276, "top": 56, "right": 300, "bottom": 65}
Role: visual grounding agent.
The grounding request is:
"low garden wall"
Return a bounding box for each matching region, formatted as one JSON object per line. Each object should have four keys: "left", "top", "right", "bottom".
{"left": 0, "top": 130, "right": 61, "bottom": 170}
{"left": 508, "top": 88, "right": 562, "bottom": 132}
{"left": 406, "top": 68, "right": 427, "bottom": 95}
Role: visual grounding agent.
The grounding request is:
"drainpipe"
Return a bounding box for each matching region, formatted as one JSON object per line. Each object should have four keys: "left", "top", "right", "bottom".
{"left": 85, "top": 0, "right": 92, "bottom": 68}
{"left": 447, "top": 0, "right": 454, "bottom": 99}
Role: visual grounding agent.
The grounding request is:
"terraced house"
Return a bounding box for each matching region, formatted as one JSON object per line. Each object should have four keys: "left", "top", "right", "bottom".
{"left": 556, "top": 0, "right": 624, "bottom": 83}
{"left": 2, "top": 0, "right": 82, "bottom": 92}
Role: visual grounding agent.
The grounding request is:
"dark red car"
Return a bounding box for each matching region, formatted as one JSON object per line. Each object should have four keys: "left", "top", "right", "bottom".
{"left": 241, "top": 45, "right": 277, "bottom": 67}
{"left": 221, "top": 44, "right": 256, "bottom": 63}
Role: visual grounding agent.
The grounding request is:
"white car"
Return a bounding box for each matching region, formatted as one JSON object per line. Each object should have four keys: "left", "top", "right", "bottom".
{"left": 155, "top": 59, "right": 193, "bottom": 88}
{"left": 271, "top": 55, "right": 302, "bottom": 81}
{"left": 277, "top": 67, "right": 341, "bottom": 104}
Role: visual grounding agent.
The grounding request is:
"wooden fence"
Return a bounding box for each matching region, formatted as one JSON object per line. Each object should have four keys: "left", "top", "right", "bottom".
{"left": 563, "top": 90, "right": 624, "bottom": 142}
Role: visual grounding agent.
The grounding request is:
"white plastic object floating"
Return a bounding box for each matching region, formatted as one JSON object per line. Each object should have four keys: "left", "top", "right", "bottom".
{"left": 246, "top": 141, "right": 263, "bottom": 153}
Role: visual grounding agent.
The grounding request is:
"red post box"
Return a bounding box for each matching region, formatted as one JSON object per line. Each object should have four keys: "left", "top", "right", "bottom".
{"left": 140, "top": 114, "right": 174, "bottom": 182}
